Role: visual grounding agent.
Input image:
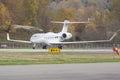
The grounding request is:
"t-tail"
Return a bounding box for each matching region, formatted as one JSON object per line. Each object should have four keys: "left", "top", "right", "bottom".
{"left": 51, "top": 20, "right": 90, "bottom": 33}
{"left": 51, "top": 20, "right": 70, "bottom": 33}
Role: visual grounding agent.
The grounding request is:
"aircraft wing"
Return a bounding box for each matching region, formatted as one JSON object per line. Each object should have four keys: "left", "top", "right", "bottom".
{"left": 52, "top": 40, "right": 112, "bottom": 44}
{"left": 7, "top": 33, "right": 31, "bottom": 43}
{"left": 51, "top": 32, "right": 117, "bottom": 44}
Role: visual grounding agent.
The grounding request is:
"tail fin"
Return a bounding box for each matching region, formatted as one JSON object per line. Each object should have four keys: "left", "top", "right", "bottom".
{"left": 61, "top": 20, "right": 70, "bottom": 32}
{"left": 51, "top": 20, "right": 90, "bottom": 33}
{"left": 7, "top": 33, "right": 10, "bottom": 40}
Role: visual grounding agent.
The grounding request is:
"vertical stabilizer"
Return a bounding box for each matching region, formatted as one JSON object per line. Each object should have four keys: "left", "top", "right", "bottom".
{"left": 7, "top": 33, "right": 10, "bottom": 40}
{"left": 61, "top": 20, "right": 70, "bottom": 32}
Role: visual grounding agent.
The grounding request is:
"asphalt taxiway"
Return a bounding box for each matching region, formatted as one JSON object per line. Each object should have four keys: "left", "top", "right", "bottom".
{"left": 0, "top": 48, "right": 115, "bottom": 53}
{"left": 0, "top": 63, "right": 120, "bottom": 80}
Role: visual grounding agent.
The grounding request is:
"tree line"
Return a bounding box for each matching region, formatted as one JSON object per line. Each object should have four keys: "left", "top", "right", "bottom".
{"left": 0, "top": 0, "right": 120, "bottom": 42}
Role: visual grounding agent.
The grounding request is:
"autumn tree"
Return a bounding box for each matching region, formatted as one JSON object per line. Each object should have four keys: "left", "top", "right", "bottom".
{"left": 55, "top": 8, "right": 75, "bottom": 21}
{"left": 2, "top": 0, "right": 25, "bottom": 24}
{"left": 49, "top": 8, "right": 76, "bottom": 33}
{"left": 109, "top": 0, "right": 120, "bottom": 43}
{"left": 37, "top": 0, "right": 49, "bottom": 32}
{"left": 0, "top": 2, "right": 12, "bottom": 32}
{"left": 107, "top": 0, "right": 120, "bottom": 32}
{"left": 23, "top": 0, "right": 38, "bottom": 26}
{"left": 111, "top": 0, "right": 120, "bottom": 20}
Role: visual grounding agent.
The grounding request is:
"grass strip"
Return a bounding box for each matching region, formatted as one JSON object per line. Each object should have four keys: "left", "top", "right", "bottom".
{"left": 0, "top": 52, "right": 120, "bottom": 65}
{"left": 0, "top": 58, "right": 119, "bottom": 65}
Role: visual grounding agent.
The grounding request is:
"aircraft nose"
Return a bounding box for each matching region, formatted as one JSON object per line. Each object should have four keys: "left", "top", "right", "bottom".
{"left": 30, "top": 37, "right": 36, "bottom": 43}
{"left": 30, "top": 38, "right": 34, "bottom": 43}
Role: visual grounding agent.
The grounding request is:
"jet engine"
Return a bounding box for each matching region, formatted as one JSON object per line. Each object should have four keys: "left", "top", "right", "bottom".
{"left": 61, "top": 33, "right": 72, "bottom": 40}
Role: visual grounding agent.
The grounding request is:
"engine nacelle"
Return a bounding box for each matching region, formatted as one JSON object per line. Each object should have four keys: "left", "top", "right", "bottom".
{"left": 61, "top": 32, "right": 72, "bottom": 40}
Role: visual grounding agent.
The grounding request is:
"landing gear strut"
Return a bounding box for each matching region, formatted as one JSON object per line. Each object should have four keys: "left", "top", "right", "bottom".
{"left": 42, "top": 45, "right": 47, "bottom": 49}
{"left": 58, "top": 45, "right": 63, "bottom": 49}
{"left": 32, "top": 43, "right": 36, "bottom": 49}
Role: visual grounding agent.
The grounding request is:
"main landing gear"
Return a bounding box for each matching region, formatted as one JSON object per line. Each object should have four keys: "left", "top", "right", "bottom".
{"left": 32, "top": 43, "right": 47, "bottom": 49}
{"left": 32, "top": 44, "right": 62, "bottom": 49}
{"left": 42, "top": 45, "right": 47, "bottom": 49}
{"left": 58, "top": 45, "right": 63, "bottom": 49}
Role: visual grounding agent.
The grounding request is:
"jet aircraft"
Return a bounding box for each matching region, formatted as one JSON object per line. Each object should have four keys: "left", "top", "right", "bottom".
{"left": 6, "top": 20, "right": 117, "bottom": 49}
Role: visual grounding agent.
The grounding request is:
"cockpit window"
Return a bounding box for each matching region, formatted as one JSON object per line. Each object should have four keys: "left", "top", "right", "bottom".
{"left": 33, "top": 36, "right": 37, "bottom": 37}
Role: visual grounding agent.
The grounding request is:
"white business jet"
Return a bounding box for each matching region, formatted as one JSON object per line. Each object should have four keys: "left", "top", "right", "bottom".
{"left": 6, "top": 20, "right": 117, "bottom": 49}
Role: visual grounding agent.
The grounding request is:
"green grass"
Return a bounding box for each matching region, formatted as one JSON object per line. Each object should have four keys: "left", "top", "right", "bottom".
{"left": 0, "top": 52, "right": 120, "bottom": 65}
{"left": 0, "top": 58, "right": 119, "bottom": 65}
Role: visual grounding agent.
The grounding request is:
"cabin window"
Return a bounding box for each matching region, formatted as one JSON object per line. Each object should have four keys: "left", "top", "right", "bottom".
{"left": 55, "top": 36, "right": 58, "bottom": 38}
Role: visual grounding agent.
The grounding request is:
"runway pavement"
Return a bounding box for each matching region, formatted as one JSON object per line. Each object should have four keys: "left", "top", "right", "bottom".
{"left": 0, "top": 63, "right": 120, "bottom": 80}
{"left": 0, "top": 48, "right": 114, "bottom": 53}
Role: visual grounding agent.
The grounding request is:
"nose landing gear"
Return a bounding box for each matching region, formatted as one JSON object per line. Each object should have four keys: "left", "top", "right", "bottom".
{"left": 32, "top": 43, "right": 36, "bottom": 49}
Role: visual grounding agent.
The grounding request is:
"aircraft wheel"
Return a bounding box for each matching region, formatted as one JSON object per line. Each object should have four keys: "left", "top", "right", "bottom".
{"left": 58, "top": 45, "right": 62, "bottom": 49}
{"left": 42, "top": 45, "right": 47, "bottom": 49}
{"left": 32, "top": 43, "right": 36, "bottom": 49}
{"left": 32, "top": 47, "right": 35, "bottom": 49}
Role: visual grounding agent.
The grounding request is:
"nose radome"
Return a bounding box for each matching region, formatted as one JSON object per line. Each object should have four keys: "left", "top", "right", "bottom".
{"left": 30, "top": 37, "right": 35, "bottom": 42}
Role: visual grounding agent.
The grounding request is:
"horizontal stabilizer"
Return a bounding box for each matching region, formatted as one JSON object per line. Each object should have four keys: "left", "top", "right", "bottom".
{"left": 52, "top": 20, "right": 90, "bottom": 33}
{"left": 51, "top": 20, "right": 90, "bottom": 24}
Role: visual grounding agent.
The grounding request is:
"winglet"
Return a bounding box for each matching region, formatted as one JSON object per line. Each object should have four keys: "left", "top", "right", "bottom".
{"left": 6, "top": 33, "right": 31, "bottom": 43}
{"left": 109, "top": 32, "right": 117, "bottom": 41}
{"left": 7, "top": 33, "right": 10, "bottom": 40}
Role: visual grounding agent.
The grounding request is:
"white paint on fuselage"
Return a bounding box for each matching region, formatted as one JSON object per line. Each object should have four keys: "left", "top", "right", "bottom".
{"left": 30, "top": 32, "right": 62, "bottom": 44}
